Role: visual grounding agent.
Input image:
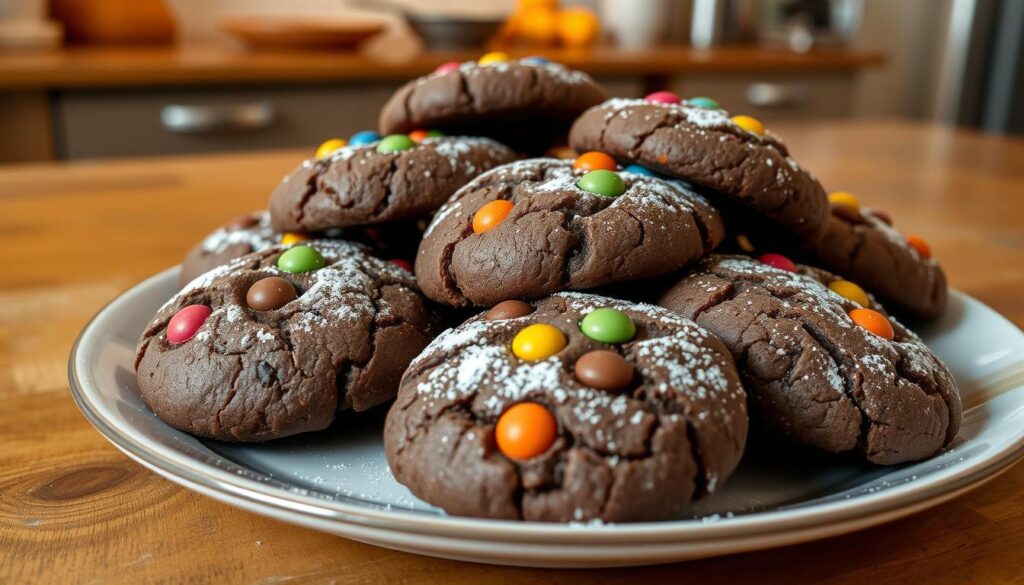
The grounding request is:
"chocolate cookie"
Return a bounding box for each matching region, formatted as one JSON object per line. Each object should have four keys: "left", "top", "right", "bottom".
{"left": 180, "top": 211, "right": 278, "bottom": 287}
{"left": 137, "top": 241, "right": 440, "bottom": 442}
{"left": 378, "top": 57, "right": 607, "bottom": 154}
{"left": 268, "top": 135, "right": 517, "bottom": 233}
{"left": 415, "top": 157, "right": 725, "bottom": 307}
{"left": 384, "top": 292, "right": 748, "bottom": 522}
{"left": 658, "top": 255, "right": 961, "bottom": 464}
{"left": 568, "top": 96, "right": 829, "bottom": 241}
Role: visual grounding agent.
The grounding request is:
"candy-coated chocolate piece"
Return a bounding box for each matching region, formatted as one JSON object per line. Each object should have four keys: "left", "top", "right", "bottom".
{"left": 512, "top": 323, "right": 567, "bottom": 361}
{"left": 906, "top": 234, "right": 932, "bottom": 259}
{"left": 167, "top": 304, "right": 212, "bottom": 344}
{"left": 688, "top": 96, "right": 720, "bottom": 109}
{"left": 377, "top": 134, "right": 416, "bottom": 153}
{"left": 574, "top": 349, "right": 634, "bottom": 393}
{"left": 485, "top": 300, "right": 533, "bottom": 321}
{"left": 246, "top": 277, "right": 297, "bottom": 311}
{"left": 828, "top": 191, "right": 860, "bottom": 210}
{"left": 644, "top": 91, "right": 681, "bottom": 105}
{"left": 622, "top": 164, "right": 657, "bottom": 177}
{"left": 758, "top": 253, "right": 797, "bottom": 272}
{"left": 521, "top": 55, "right": 551, "bottom": 65}
{"left": 829, "top": 280, "right": 870, "bottom": 307}
{"left": 580, "top": 308, "right": 636, "bottom": 344}
{"left": 495, "top": 402, "right": 558, "bottom": 461}
{"left": 277, "top": 245, "right": 325, "bottom": 273}
{"left": 731, "top": 115, "right": 765, "bottom": 136}
{"left": 831, "top": 202, "right": 863, "bottom": 223}
{"left": 280, "top": 232, "right": 310, "bottom": 246}
{"left": 315, "top": 138, "right": 347, "bottom": 159}
{"left": 735, "top": 234, "right": 755, "bottom": 253}
{"left": 849, "top": 308, "right": 894, "bottom": 340}
{"left": 391, "top": 259, "right": 413, "bottom": 272}
{"left": 546, "top": 145, "right": 577, "bottom": 159}
{"left": 866, "top": 208, "right": 893, "bottom": 225}
{"left": 572, "top": 151, "right": 617, "bottom": 172}
{"left": 479, "top": 51, "right": 510, "bottom": 65}
{"left": 348, "top": 130, "right": 381, "bottom": 146}
{"left": 225, "top": 214, "right": 259, "bottom": 230}
{"left": 425, "top": 129, "right": 444, "bottom": 138}
{"left": 472, "top": 199, "right": 514, "bottom": 234}
{"left": 577, "top": 169, "right": 625, "bottom": 197}
{"left": 434, "top": 61, "right": 461, "bottom": 74}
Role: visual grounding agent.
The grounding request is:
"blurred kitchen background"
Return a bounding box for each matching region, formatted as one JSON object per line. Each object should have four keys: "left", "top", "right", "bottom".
{"left": 0, "top": 0, "right": 1020, "bottom": 163}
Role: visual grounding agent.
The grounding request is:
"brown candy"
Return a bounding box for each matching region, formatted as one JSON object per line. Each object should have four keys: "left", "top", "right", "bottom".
{"left": 226, "top": 214, "right": 259, "bottom": 230}
{"left": 830, "top": 202, "right": 864, "bottom": 224}
{"left": 485, "top": 300, "right": 533, "bottom": 321}
{"left": 574, "top": 350, "right": 634, "bottom": 393}
{"left": 246, "top": 277, "right": 297, "bottom": 311}
{"left": 866, "top": 208, "right": 893, "bottom": 225}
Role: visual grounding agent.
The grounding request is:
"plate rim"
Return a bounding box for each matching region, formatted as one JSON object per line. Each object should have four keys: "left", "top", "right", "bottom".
{"left": 68, "top": 268, "right": 1024, "bottom": 546}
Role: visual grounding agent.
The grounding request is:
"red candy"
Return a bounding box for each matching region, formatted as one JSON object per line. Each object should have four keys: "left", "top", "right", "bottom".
{"left": 434, "top": 61, "right": 461, "bottom": 75}
{"left": 758, "top": 253, "right": 797, "bottom": 272}
{"left": 167, "top": 304, "right": 212, "bottom": 344}
{"left": 645, "top": 91, "right": 681, "bottom": 105}
{"left": 391, "top": 259, "right": 413, "bottom": 272}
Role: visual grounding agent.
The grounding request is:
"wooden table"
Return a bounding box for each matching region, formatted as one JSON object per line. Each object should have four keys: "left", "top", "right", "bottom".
{"left": 1, "top": 121, "right": 1022, "bottom": 584}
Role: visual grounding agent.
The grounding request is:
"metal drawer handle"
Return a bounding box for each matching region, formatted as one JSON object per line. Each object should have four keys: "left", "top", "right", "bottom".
{"left": 160, "top": 102, "right": 276, "bottom": 134}
{"left": 746, "top": 83, "right": 808, "bottom": 108}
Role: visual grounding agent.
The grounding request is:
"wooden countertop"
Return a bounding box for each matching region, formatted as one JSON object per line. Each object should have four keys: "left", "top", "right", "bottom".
{"left": 0, "top": 120, "right": 1021, "bottom": 583}
{"left": 0, "top": 44, "right": 884, "bottom": 89}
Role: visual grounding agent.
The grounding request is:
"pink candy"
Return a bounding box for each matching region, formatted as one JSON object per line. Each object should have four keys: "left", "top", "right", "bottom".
{"left": 758, "top": 253, "right": 798, "bottom": 273}
{"left": 167, "top": 304, "right": 212, "bottom": 344}
{"left": 644, "top": 91, "right": 681, "bottom": 105}
{"left": 434, "top": 61, "right": 461, "bottom": 75}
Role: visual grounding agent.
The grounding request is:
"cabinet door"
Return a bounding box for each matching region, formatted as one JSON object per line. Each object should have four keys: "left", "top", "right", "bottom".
{"left": 672, "top": 73, "right": 856, "bottom": 120}
{"left": 54, "top": 84, "right": 398, "bottom": 160}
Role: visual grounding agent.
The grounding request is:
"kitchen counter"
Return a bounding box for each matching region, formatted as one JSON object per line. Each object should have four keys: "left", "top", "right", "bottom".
{"left": 1, "top": 120, "right": 1021, "bottom": 583}
{"left": 0, "top": 44, "right": 884, "bottom": 89}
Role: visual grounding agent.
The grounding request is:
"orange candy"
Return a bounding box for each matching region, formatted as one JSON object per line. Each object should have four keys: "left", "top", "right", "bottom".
{"left": 906, "top": 234, "right": 932, "bottom": 259}
{"left": 849, "top": 308, "right": 894, "bottom": 340}
{"left": 573, "top": 151, "right": 617, "bottom": 172}
{"left": 495, "top": 402, "right": 558, "bottom": 461}
{"left": 472, "top": 200, "right": 514, "bottom": 234}
{"left": 408, "top": 129, "right": 429, "bottom": 143}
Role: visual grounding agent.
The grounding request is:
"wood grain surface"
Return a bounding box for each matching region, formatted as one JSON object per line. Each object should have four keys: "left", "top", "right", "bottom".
{"left": 0, "top": 121, "right": 1022, "bottom": 584}
{"left": 0, "top": 45, "right": 883, "bottom": 90}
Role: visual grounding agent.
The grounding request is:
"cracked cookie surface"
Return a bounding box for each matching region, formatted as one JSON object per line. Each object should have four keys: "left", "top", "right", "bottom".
{"left": 269, "top": 136, "right": 516, "bottom": 233}
{"left": 384, "top": 292, "right": 748, "bottom": 522}
{"left": 378, "top": 59, "right": 606, "bottom": 153}
{"left": 569, "top": 99, "right": 829, "bottom": 241}
{"left": 138, "top": 240, "right": 440, "bottom": 442}
{"left": 415, "top": 158, "right": 725, "bottom": 307}
{"left": 180, "top": 211, "right": 279, "bottom": 287}
{"left": 658, "top": 255, "right": 961, "bottom": 464}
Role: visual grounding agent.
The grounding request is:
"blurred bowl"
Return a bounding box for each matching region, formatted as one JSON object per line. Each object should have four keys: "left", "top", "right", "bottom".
{"left": 405, "top": 15, "right": 503, "bottom": 50}
{"left": 219, "top": 16, "right": 385, "bottom": 51}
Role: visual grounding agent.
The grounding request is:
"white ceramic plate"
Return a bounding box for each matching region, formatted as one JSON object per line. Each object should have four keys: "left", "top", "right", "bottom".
{"left": 69, "top": 268, "right": 1024, "bottom": 568}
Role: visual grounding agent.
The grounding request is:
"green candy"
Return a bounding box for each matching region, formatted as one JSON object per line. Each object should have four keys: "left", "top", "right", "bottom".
{"left": 425, "top": 129, "right": 445, "bottom": 138}
{"left": 577, "top": 170, "right": 626, "bottom": 198}
{"left": 688, "top": 96, "right": 720, "bottom": 109}
{"left": 277, "top": 245, "right": 325, "bottom": 273}
{"left": 580, "top": 308, "right": 636, "bottom": 344}
{"left": 376, "top": 134, "right": 417, "bottom": 153}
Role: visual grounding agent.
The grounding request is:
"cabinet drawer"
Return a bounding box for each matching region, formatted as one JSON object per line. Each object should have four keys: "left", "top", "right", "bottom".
{"left": 54, "top": 84, "right": 399, "bottom": 160}
{"left": 672, "top": 73, "right": 856, "bottom": 121}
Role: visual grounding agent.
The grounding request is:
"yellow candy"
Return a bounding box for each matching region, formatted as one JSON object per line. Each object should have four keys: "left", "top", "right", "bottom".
{"left": 512, "top": 323, "right": 566, "bottom": 362}
{"left": 280, "top": 232, "right": 310, "bottom": 246}
{"left": 828, "top": 191, "right": 861, "bottom": 210}
{"left": 479, "top": 51, "right": 510, "bottom": 65}
{"left": 316, "top": 138, "right": 347, "bottom": 159}
{"left": 736, "top": 234, "right": 755, "bottom": 253}
{"left": 731, "top": 115, "right": 765, "bottom": 136}
{"left": 829, "top": 280, "right": 870, "bottom": 308}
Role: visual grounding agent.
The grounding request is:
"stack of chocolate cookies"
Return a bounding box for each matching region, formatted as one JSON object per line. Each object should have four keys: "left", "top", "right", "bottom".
{"left": 137, "top": 52, "right": 961, "bottom": 524}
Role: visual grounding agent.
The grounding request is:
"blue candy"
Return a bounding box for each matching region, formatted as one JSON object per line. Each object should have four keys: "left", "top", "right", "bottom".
{"left": 521, "top": 56, "right": 551, "bottom": 66}
{"left": 349, "top": 130, "right": 382, "bottom": 146}
{"left": 622, "top": 164, "right": 659, "bottom": 177}
{"left": 687, "top": 97, "right": 721, "bottom": 109}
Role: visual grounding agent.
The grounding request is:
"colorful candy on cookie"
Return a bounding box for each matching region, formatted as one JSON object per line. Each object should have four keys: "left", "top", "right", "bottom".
{"left": 383, "top": 292, "right": 748, "bottom": 522}
{"left": 572, "top": 151, "right": 617, "bottom": 172}
{"left": 166, "top": 304, "right": 212, "bottom": 344}
{"left": 315, "top": 138, "right": 347, "bottom": 159}
{"left": 347, "top": 130, "right": 381, "bottom": 146}
{"left": 577, "top": 169, "right": 626, "bottom": 197}
{"left": 472, "top": 199, "right": 515, "bottom": 234}
{"left": 512, "top": 323, "right": 567, "bottom": 361}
